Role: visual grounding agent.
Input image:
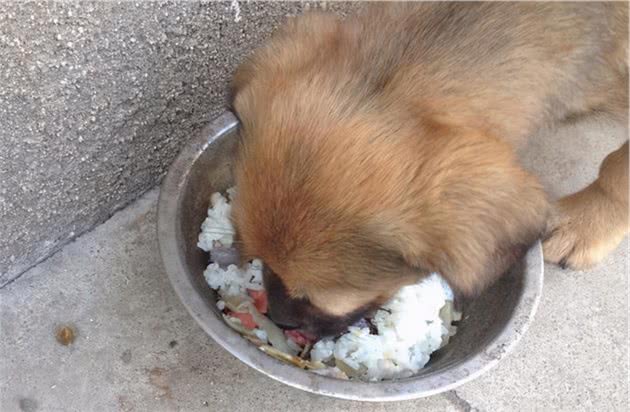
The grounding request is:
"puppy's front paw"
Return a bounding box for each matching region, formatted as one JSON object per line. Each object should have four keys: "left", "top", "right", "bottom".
{"left": 543, "top": 185, "right": 627, "bottom": 270}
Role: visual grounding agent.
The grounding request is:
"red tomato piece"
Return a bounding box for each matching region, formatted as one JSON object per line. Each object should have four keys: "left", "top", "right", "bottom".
{"left": 227, "top": 311, "right": 257, "bottom": 329}
{"left": 247, "top": 289, "right": 268, "bottom": 314}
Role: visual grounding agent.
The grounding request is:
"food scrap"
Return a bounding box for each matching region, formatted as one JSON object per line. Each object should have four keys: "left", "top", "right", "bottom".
{"left": 55, "top": 325, "right": 76, "bottom": 346}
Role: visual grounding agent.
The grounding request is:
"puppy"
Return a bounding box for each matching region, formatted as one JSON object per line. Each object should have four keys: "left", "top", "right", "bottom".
{"left": 230, "top": 2, "right": 628, "bottom": 336}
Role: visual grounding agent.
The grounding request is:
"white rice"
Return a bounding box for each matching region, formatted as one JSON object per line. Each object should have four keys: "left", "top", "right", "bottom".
{"left": 198, "top": 189, "right": 460, "bottom": 381}
{"left": 312, "top": 274, "right": 455, "bottom": 380}
{"left": 197, "top": 191, "right": 236, "bottom": 251}
{"left": 203, "top": 259, "right": 265, "bottom": 297}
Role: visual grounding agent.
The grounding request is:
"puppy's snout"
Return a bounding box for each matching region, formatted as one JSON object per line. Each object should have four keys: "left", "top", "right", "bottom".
{"left": 262, "top": 265, "right": 303, "bottom": 329}
{"left": 267, "top": 305, "right": 300, "bottom": 329}
{"left": 262, "top": 263, "right": 377, "bottom": 337}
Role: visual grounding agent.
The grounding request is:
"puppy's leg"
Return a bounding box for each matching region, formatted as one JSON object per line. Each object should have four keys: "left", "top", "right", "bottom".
{"left": 543, "top": 141, "right": 629, "bottom": 269}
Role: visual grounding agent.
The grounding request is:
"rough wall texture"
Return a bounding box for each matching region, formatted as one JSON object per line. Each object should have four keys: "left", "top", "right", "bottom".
{"left": 0, "top": 1, "right": 357, "bottom": 286}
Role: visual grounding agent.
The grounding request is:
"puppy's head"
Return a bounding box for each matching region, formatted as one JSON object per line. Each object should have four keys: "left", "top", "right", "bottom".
{"left": 230, "top": 12, "right": 549, "bottom": 337}
{"left": 231, "top": 101, "right": 548, "bottom": 337}
{"left": 231, "top": 123, "right": 419, "bottom": 336}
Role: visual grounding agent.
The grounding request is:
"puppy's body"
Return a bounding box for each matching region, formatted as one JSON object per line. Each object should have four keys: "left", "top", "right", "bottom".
{"left": 235, "top": 3, "right": 626, "bottom": 142}
{"left": 231, "top": 3, "right": 628, "bottom": 335}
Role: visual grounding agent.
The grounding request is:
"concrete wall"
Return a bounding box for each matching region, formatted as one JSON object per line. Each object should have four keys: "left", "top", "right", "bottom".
{"left": 0, "top": 1, "right": 356, "bottom": 286}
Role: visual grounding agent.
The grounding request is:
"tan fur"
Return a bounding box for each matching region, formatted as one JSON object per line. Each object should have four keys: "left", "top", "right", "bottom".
{"left": 230, "top": 3, "right": 628, "bottom": 324}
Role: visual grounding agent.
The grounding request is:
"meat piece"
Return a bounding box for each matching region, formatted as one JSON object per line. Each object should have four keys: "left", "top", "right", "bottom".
{"left": 284, "top": 329, "right": 316, "bottom": 347}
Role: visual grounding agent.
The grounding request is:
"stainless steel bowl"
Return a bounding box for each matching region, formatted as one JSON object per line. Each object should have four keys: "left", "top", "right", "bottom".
{"left": 157, "top": 111, "right": 544, "bottom": 401}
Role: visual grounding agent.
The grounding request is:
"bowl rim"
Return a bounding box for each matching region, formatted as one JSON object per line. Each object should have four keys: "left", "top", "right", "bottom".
{"left": 157, "top": 111, "right": 545, "bottom": 402}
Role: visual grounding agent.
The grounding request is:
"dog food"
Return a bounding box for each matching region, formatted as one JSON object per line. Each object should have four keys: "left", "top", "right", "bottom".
{"left": 197, "top": 188, "right": 461, "bottom": 381}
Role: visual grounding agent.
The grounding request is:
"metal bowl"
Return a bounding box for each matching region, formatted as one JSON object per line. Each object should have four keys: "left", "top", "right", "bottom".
{"left": 157, "top": 111, "right": 544, "bottom": 401}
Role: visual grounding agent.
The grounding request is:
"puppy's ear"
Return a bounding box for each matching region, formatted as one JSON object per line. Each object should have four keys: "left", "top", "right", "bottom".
{"left": 369, "top": 126, "right": 549, "bottom": 297}
{"left": 231, "top": 54, "right": 258, "bottom": 103}
{"left": 230, "top": 11, "right": 341, "bottom": 115}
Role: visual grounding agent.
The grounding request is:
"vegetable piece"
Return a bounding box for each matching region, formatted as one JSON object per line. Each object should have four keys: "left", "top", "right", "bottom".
{"left": 299, "top": 342, "right": 312, "bottom": 359}
{"left": 259, "top": 345, "right": 326, "bottom": 370}
{"left": 242, "top": 334, "right": 266, "bottom": 347}
{"left": 335, "top": 359, "right": 366, "bottom": 379}
{"left": 311, "top": 367, "right": 350, "bottom": 380}
{"left": 242, "top": 302, "right": 295, "bottom": 355}
{"left": 222, "top": 294, "right": 252, "bottom": 312}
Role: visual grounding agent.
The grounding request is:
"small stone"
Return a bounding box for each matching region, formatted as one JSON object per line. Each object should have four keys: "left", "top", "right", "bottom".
{"left": 55, "top": 325, "right": 76, "bottom": 346}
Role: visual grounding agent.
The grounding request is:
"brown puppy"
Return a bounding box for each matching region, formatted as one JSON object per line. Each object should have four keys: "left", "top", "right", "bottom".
{"left": 230, "top": 2, "right": 628, "bottom": 336}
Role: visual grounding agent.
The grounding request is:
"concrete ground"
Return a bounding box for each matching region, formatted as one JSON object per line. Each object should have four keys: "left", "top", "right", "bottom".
{"left": 1, "top": 116, "right": 627, "bottom": 411}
